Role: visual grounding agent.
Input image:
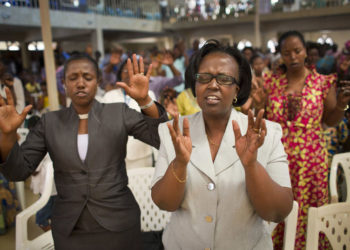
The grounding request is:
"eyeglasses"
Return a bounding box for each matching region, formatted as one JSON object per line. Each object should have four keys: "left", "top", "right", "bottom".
{"left": 195, "top": 73, "right": 238, "bottom": 86}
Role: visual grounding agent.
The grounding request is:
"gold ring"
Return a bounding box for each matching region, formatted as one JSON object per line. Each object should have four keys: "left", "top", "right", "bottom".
{"left": 139, "top": 72, "right": 144, "bottom": 75}
{"left": 253, "top": 128, "right": 260, "bottom": 133}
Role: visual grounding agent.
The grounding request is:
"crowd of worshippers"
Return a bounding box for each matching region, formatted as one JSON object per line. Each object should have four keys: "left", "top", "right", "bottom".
{"left": 0, "top": 32, "right": 350, "bottom": 249}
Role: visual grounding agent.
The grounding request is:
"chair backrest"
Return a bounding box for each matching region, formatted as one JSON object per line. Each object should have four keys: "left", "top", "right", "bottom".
{"left": 283, "top": 200, "right": 299, "bottom": 250}
{"left": 306, "top": 202, "right": 350, "bottom": 250}
{"left": 329, "top": 152, "right": 350, "bottom": 203}
{"left": 15, "top": 128, "right": 30, "bottom": 209}
{"left": 266, "top": 200, "right": 298, "bottom": 250}
{"left": 15, "top": 162, "right": 54, "bottom": 250}
{"left": 127, "top": 167, "right": 171, "bottom": 232}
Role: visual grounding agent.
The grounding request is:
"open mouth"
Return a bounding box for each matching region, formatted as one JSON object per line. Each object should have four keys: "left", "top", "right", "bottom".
{"left": 205, "top": 95, "right": 220, "bottom": 104}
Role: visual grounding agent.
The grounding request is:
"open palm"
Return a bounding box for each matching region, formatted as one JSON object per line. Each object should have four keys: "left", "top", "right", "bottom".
{"left": 232, "top": 109, "right": 267, "bottom": 168}
{"left": 168, "top": 114, "right": 192, "bottom": 165}
{"left": 116, "top": 54, "right": 152, "bottom": 102}
{"left": 162, "top": 52, "right": 174, "bottom": 66}
{"left": 251, "top": 77, "right": 266, "bottom": 109}
{"left": 0, "top": 87, "right": 32, "bottom": 134}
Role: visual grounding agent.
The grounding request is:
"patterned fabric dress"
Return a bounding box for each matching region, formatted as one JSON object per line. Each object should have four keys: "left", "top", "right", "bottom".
{"left": 0, "top": 173, "right": 20, "bottom": 234}
{"left": 264, "top": 69, "right": 333, "bottom": 250}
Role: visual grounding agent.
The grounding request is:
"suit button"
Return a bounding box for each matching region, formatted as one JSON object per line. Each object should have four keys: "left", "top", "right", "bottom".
{"left": 205, "top": 216, "right": 213, "bottom": 223}
{"left": 83, "top": 195, "right": 87, "bottom": 199}
{"left": 81, "top": 170, "right": 87, "bottom": 175}
{"left": 207, "top": 183, "right": 215, "bottom": 191}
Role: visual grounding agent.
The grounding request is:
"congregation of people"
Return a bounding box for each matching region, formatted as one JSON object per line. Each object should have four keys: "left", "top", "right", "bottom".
{"left": 0, "top": 30, "right": 350, "bottom": 249}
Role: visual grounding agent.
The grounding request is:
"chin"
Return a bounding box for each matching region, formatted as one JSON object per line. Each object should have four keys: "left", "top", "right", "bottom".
{"left": 73, "top": 98, "right": 94, "bottom": 107}
{"left": 203, "top": 107, "right": 230, "bottom": 117}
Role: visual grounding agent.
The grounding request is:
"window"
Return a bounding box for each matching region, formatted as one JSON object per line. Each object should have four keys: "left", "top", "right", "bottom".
{"left": 8, "top": 42, "right": 20, "bottom": 51}
{"left": 60, "top": 0, "right": 79, "bottom": 7}
{"left": 237, "top": 40, "right": 252, "bottom": 50}
{"left": 267, "top": 39, "right": 277, "bottom": 53}
{"left": 0, "top": 41, "right": 7, "bottom": 51}
{"left": 317, "top": 35, "right": 333, "bottom": 45}
{"left": 0, "top": 41, "right": 20, "bottom": 51}
{"left": 27, "top": 41, "right": 57, "bottom": 51}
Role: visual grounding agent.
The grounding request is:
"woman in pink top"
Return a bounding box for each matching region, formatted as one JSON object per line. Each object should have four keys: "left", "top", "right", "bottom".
{"left": 254, "top": 30, "right": 350, "bottom": 249}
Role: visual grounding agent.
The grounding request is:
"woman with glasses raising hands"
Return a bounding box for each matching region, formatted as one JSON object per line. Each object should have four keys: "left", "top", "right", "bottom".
{"left": 151, "top": 40, "right": 293, "bottom": 249}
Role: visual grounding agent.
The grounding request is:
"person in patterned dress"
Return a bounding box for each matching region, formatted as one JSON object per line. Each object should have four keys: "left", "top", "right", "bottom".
{"left": 253, "top": 30, "right": 350, "bottom": 249}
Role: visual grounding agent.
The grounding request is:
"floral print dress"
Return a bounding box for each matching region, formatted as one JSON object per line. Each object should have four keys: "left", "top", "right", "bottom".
{"left": 264, "top": 69, "right": 333, "bottom": 250}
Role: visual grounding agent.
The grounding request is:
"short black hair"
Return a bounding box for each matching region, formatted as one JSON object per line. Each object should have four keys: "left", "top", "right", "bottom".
{"left": 63, "top": 54, "right": 100, "bottom": 79}
{"left": 278, "top": 30, "right": 306, "bottom": 52}
{"left": 250, "top": 54, "right": 263, "bottom": 65}
{"left": 185, "top": 39, "right": 251, "bottom": 107}
{"left": 242, "top": 46, "right": 254, "bottom": 54}
{"left": 306, "top": 41, "right": 321, "bottom": 54}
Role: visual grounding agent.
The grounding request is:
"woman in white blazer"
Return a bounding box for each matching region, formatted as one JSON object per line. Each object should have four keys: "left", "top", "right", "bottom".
{"left": 151, "top": 40, "right": 293, "bottom": 250}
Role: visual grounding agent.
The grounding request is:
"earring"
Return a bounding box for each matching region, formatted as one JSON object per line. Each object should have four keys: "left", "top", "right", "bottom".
{"left": 233, "top": 97, "right": 238, "bottom": 104}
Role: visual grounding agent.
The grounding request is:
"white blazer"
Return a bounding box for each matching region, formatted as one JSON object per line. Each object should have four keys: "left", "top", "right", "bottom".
{"left": 152, "top": 108, "right": 291, "bottom": 250}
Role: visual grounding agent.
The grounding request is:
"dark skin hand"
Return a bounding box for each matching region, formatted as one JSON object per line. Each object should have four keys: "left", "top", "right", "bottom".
{"left": 151, "top": 114, "right": 191, "bottom": 211}
{"left": 0, "top": 87, "right": 32, "bottom": 161}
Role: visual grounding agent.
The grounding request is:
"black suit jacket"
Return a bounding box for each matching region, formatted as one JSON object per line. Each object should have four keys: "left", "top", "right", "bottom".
{"left": 0, "top": 100, "right": 167, "bottom": 236}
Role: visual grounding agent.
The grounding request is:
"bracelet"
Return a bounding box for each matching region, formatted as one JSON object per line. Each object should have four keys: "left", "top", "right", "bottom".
{"left": 335, "top": 104, "right": 349, "bottom": 111}
{"left": 170, "top": 161, "right": 186, "bottom": 183}
{"left": 139, "top": 99, "right": 154, "bottom": 110}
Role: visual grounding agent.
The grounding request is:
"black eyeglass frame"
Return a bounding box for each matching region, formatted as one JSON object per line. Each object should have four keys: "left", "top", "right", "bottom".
{"left": 195, "top": 73, "right": 238, "bottom": 86}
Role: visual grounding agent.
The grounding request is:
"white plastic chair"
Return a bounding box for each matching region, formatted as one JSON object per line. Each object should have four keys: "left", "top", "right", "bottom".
{"left": 16, "top": 162, "right": 55, "bottom": 250}
{"left": 127, "top": 167, "right": 171, "bottom": 232}
{"left": 329, "top": 152, "right": 350, "bottom": 203}
{"left": 15, "top": 127, "right": 29, "bottom": 210}
{"left": 267, "top": 200, "right": 299, "bottom": 250}
{"left": 306, "top": 202, "right": 350, "bottom": 249}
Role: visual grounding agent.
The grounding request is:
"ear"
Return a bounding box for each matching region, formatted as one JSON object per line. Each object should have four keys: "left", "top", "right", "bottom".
{"left": 97, "top": 75, "right": 102, "bottom": 86}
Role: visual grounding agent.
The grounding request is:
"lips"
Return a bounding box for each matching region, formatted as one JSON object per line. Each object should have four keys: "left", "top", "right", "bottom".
{"left": 205, "top": 95, "right": 220, "bottom": 104}
{"left": 290, "top": 62, "right": 300, "bottom": 67}
{"left": 75, "top": 91, "right": 87, "bottom": 97}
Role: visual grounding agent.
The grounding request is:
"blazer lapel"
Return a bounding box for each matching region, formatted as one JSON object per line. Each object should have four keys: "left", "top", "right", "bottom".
{"left": 189, "top": 112, "right": 216, "bottom": 182}
{"left": 63, "top": 105, "right": 83, "bottom": 166}
{"left": 213, "top": 109, "right": 243, "bottom": 176}
{"left": 84, "top": 100, "right": 102, "bottom": 165}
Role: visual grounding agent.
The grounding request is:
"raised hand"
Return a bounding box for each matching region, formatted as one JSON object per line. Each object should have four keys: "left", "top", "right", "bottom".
{"left": 232, "top": 109, "right": 267, "bottom": 168}
{"left": 251, "top": 76, "right": 266, "bottom": 110}
{"left": 167, "top": 114, "right": 192, "bottom": 165}
{"left": 0, "top": 87, "right": 32, "bottom": 135}
{"left": 162, "top": 51, "right": 174, "bottom": 66}
{"left": 116, "top": 54, "right": 152, "bottom": 102}
{"left": 2, "top": 73, "right": 14, "bottom": 87}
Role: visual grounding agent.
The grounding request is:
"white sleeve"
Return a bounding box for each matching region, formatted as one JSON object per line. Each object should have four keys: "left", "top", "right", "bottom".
{"left": 148, "top": 90, "right": 156, "bottom": 101}
{"left": 265, "top": 122, "right": 291, "bottom": 188}
{"left": 151, "top": 123, "right": 171, "bottom": 187}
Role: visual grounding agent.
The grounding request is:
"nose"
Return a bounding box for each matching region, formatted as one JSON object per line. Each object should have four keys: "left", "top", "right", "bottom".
{"left": 290, "top": 52, "right": 296, "bottom": 60}
{"left": 76, "top": 76, "right": 85, "bottom": 88}
{"left": 207, "top": 77, "right": 220, "bottom": 89}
